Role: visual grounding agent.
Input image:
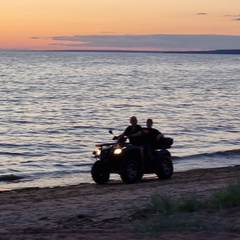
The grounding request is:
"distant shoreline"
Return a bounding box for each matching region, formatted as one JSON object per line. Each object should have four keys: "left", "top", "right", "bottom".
{"left": 1, "top": 49, "right": 240, "bottom": 54}
{"left": 43, "top": 49, "right": 240, "bottom": 54}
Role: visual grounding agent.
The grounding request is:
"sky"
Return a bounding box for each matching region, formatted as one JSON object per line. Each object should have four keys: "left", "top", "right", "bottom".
{"left": 1, "top": 0, "right": 240, "bottom": 51}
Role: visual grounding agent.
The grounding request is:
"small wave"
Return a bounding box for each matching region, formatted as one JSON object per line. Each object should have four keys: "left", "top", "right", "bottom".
{"left": 0, "top": 143, "right": 31, "bottom": 148}
{"left": 178, "top": 149, "right": 240, "bottom": 160}
{"left": 0, "top": 152, "right": 26, "bottom": 156}
{"left": 73, "top": 163, "right": 92, "bottom": 167}
{"left": 216, "top": 149, "right": 240, "bottom": 156}
{"left": 0, "top": 151, "right": 45, "bottom": 157}
{"left": 10, "top": 120, "right": 33, "bottom": 124}
{"left": 0, "top": 174, "right": 24, "bottom": 182}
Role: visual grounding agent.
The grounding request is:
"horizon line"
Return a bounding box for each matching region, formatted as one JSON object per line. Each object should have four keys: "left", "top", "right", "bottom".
{"left": 1, "top": 48, "right": 240, "bottom": 54}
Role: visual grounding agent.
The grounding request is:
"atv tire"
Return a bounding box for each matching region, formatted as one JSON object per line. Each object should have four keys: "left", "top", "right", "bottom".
{"left": 120, "top": 158, "right": 142, "bottom": 184}
{"left": 155, "top": 155, "right": 173, "bottom": 179}
{"left": 91, "top": 161, "right": 110, "bottom": 184}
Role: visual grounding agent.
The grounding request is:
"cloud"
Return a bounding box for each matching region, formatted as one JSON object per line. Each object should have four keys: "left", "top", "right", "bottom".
{"left": 31, "top": 34, "right": 240, "bottom": 51}
{"left": 30, "top": 37, "right": 41, "bottom": 39}
{"left": 52, "top": 36, "right": 89, "bottom": 44}
{"left": 47, "top": 34, "right": 240, "bottom": 51}
{"left": 197, "top": 13, "right": 207, "bottom": 15}
{"left": 223, "top": 14, "right": 240, "bottom": 20}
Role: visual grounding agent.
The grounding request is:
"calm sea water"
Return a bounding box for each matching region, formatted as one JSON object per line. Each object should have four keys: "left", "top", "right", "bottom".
{"left": 0, "top": 51, "right": 239, "bottom": 191}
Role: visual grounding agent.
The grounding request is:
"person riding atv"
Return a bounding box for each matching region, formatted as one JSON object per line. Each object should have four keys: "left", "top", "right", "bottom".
{"left": 120, "top": 116, "right": 142, "bottom": 146}
{"left": 121, "top": 117, "right": 165, "bottom": 166}
{"left": 141, "top": 118, "right": 164, "bottom": 160}
{"left": 91, "top": 118, "right": 174, "bottom": 184}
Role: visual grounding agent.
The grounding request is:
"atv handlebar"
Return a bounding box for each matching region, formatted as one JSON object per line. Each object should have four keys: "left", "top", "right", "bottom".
{"left": 109, "top": 130, "right": 127, "bottom": 143}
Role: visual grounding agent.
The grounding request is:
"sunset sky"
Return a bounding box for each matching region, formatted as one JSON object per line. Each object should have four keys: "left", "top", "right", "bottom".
{"left": 1, "top": 0, "right": 240, "bottom": 51}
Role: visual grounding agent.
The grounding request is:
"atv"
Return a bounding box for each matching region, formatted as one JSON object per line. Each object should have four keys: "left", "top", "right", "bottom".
{"left": 91, "top": 130, "right": 174, "bottom": 184}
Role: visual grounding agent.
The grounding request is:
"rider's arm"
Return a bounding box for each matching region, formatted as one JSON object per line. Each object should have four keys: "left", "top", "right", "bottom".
{"left": 156, "top": 133, "right": 164, "bottom": 141}
{"left": 130, "top": 131, "right": 142, "bottom": 138}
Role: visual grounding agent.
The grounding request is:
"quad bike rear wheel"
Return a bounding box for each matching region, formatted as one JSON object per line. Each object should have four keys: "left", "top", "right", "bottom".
{"left": 155, "top": 155, "right": 173, "bottom": 179}
{"left": 91, "top": 161, "right": 110, "bottom": 184}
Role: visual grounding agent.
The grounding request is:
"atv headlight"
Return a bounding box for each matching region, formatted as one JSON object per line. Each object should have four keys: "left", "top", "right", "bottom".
{"left": 113, "top": 148, "right": 122, "bottom": 154}
{"left": 93, "top": 148, "right": 101, "bottom": 156}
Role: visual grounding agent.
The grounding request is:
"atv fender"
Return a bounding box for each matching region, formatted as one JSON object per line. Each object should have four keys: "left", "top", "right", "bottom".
{"left": 155, "top": 149, "right": 171, "bottom": 158}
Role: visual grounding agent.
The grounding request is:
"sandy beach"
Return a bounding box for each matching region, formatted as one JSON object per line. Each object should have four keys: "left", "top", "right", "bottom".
{"left": 0, "top": 165, "right": 240, "bottom": 240}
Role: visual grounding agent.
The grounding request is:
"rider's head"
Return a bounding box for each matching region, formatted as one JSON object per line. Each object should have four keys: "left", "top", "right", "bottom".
{"left": 146, "top": 118, "right": 153, "bottom": 128}
{"left": 130, "top": 116, "right": 137, "bottom": 126}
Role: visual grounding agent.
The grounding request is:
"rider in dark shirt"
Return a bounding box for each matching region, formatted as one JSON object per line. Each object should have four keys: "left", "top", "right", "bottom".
{"left": 142, "top": 118, "right": 164, "bottom": 158}
{"left": 122, "top": 116, "right": 142, "bottom": 145}
{"left": 121, "top": 116, "right": 144, "bottom": 168}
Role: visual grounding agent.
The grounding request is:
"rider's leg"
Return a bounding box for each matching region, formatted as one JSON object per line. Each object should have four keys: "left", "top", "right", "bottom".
{"left": 139, "top": 146, "right": 145, "bottom": 169}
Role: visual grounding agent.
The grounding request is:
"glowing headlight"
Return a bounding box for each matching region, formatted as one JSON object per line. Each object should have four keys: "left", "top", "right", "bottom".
{"left": 113, "top": 148, "right": 122, "bottom": 154}
{"left": 93, "top": 148, "right": 101, "bottom": 156}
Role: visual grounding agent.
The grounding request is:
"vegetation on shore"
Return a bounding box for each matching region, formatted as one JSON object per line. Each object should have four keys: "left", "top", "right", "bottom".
{"left": 132, "top": 181, "right": 240, "bottom": 235}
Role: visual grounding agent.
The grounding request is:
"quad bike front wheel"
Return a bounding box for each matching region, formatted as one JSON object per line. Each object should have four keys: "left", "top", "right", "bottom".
{"left": 120, "top": 158, "right": 142, "bottom": 184}
{"left": 155, "top": 155, "right": 173, "bottom": 179}
{"left": 91, "top": 161, "right": 110, "bottom": 184}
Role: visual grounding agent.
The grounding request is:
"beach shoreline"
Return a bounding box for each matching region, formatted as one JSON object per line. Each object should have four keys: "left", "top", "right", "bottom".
{"left": 0, "top": 165, "right": 240, "bottom": 240}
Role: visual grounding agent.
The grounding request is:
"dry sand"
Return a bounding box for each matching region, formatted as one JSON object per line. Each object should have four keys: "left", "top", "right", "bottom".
{"left": 0, "top": 165, "right": 240, "bottom": 240}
